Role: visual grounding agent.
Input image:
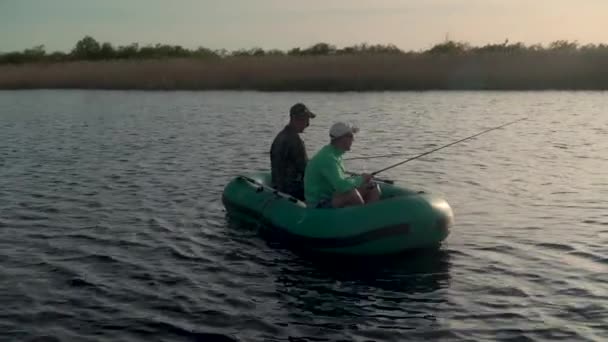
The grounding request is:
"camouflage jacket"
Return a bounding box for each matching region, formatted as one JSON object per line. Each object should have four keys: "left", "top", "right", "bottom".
{"left": 270, "top": 125, "right": 308, "bottom": 195}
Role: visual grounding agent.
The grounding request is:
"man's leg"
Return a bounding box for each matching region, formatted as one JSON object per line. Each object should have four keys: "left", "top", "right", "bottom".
{"left": 284, "top": 182, "right": 305, "bottom": 201}
{"left": 357, "top": 182, "right": 381, "bottom": 204}
{"left": 331, "top": 189, "right": 364, "bottom": 208}
{"left": 293, "top": 185, "right": 305, "bottom": 202}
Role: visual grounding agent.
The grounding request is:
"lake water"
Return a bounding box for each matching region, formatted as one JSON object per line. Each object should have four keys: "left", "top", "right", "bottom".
{"left": 1, "top": 90, "right": 606, "bottom": 341}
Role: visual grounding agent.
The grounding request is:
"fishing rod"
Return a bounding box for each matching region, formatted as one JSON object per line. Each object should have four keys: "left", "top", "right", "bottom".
{"left": 369, "top": 117, "right": 528, "bottom": 176}
{"left": 346, "top": 152, "right": 414, "bottom": 161}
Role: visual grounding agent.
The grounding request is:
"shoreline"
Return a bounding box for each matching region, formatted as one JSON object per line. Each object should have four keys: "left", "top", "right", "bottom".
{"left": 2, "top": 88, "right": 607, "bottom": 92}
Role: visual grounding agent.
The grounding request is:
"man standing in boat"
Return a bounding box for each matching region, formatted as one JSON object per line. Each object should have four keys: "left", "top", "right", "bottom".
{"left": 270, "top": 103, "right": 316, "bottom": 201}
{"left": 304, "top": 122, "right": 380, "bottom": 208}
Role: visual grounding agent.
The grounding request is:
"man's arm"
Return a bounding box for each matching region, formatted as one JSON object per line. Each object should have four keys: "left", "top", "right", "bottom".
{"left": 271, "top": 138, "right": 290, "bottom": 187}
{"left": 293, "top": 137, "right": 308, "bottom": 173}
{"left": 284, "top": 135, "right": 306, "bottom": 182}
{"left": 320, "top": 158, "right": 362, "bottom": 194}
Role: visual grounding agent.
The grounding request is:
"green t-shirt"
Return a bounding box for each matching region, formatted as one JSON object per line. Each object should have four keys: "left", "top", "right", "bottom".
{"left": 304, "top": 144, "right": 363, "bottom": 207}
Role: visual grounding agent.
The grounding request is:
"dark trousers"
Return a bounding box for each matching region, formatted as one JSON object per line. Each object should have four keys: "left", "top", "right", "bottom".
{"left": 278, "top": 182, "right": 304, "bottom": 201}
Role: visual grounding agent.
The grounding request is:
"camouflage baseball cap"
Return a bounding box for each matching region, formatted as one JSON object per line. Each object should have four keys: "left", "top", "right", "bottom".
{"left": 289, "top": 103, "right": 316, "bottom": 118}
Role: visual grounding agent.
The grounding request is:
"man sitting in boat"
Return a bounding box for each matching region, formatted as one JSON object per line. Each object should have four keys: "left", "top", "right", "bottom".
{"left": 270, "top": 103, "right": 316, "bottom": 201}
{"left": 304, "top": 122, "right": 381, "bottom": 208}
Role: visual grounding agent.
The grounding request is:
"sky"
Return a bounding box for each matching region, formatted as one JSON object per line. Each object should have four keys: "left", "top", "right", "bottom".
{"left": 1, "top": 0, "right": 607, "bottom": 53}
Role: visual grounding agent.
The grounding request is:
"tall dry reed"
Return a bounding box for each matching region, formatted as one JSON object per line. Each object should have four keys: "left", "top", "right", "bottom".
{"left": 1, "top": 53, "right": 607, "bottom": 90}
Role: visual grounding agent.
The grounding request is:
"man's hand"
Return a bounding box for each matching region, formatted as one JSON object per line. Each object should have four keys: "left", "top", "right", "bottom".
{"left": 361, "top": 173, "right": 374, "bottom": 184}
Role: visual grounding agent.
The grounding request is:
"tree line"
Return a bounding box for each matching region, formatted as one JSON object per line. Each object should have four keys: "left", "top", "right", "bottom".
{"left": 1, "top": 35, "right": 607, "bottom": 64}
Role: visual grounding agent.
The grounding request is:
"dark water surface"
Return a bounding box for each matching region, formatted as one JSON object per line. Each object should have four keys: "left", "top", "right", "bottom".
{"left": 1, "top": 90, "right": 606, "bottom": 341}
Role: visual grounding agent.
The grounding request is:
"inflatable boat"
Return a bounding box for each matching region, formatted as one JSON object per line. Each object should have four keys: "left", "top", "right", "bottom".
{"left": 222, "top": 172, "right": 453, "bottom": 255}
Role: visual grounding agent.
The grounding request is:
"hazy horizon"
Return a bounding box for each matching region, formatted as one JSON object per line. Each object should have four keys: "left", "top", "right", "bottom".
{"left": 1, "top": 0, "right": 607, "bottom": 53}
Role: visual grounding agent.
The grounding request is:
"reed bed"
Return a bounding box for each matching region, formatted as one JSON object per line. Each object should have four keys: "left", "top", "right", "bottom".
{"left": 1, "top": 52, "right": 607, "bottom": 90}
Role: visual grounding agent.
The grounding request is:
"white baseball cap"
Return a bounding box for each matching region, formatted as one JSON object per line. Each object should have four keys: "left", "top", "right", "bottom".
{"left": 329, "top": 122, "right": 359, "bottom": 140}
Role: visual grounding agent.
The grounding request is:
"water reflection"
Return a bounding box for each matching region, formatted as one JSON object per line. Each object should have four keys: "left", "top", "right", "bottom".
{"left": 272, "top": 249, "right": 452, "bottom": 341}
{"left": 275, "top": 248, "right": 452, "bottom": 315}
{"left": 226, "top": 214, "right": 452, "bottom": 338}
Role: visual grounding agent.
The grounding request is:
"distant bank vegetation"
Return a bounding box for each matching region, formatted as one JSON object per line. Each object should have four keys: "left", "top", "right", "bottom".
{"left": 1, "top": 36, "right": 607, "bottom": 90}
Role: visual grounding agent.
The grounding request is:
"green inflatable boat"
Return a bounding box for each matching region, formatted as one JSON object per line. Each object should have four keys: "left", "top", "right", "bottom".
{"left": 222, "top": 172, "right": 454, "bottom": 256}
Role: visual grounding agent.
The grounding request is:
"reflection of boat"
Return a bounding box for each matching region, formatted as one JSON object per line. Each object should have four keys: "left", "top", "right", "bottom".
{"left": 221, "top": 172, "right": 454, "bottom": 255}
{"left": 274, "top": 248, "right": 453, "bottom": 321}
